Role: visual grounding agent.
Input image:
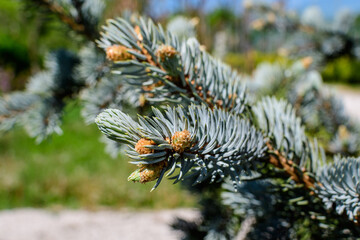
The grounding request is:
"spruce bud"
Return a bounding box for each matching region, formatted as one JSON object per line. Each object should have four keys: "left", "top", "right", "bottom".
{"left": 171, "top": 130, "right": 192, "bottom": 153}
{"left": 156, "top": 45, "right": 178, "bottom": 61}
{"left": 106, "top": 45, "right": 132, "bottom": 61}
{"left": 128, "top": 161, "right": 167, "bottom": 183}
{"left": 135, "top": 138, "right": 156, "bottom": 155}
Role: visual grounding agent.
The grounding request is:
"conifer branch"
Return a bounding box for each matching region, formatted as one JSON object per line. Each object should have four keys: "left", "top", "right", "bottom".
{"left": 0, "top": 50, "right": 80, "bottom": 141}
{"left": 316, "top": 156, "right": 360, "bottom": 223}
{"left": 0, "top": 93, "right": 40, "bottom": 131}
{"left": 95, "top": 104, "right": 266, "bottom": 190}
{"left": 97, "top": 17, "right": 248, "bottom": 115}
{"left": 97, "top": 17, "right": 325, "bottom": 194}
{"left": 33, "top": 0, "right": 98, "bottom": 40}
{"left": 0, "top": 0, "right": 358, "bottom": 235}
{"left": 35, "top": 0, "right": 84, "bottom": 31}
{"left": 246, "top": 1, "right": 360, "bottom": 61}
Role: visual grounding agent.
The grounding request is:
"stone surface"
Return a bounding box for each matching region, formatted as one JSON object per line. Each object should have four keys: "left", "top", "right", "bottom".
{"left": 337, "top": 88, "right": 360, "bottom": 121}
{"left": 0, "top": 208, "right": 199, "bottom": 240}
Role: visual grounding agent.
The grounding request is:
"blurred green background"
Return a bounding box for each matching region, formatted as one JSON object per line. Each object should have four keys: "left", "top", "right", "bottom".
{"left": 0, "top": 103, "right": 196, "bottom": 210}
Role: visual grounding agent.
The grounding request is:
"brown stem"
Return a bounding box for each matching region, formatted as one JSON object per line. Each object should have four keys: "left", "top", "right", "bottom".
{"left": 33, "top": 0, "right": 96, "bottom": 40}
{"left": 266, "top": 142, "right": 315, "bottom": 189}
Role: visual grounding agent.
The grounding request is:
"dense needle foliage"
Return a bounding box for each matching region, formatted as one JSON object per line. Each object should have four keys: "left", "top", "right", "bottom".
{"left": 1, "top": 1, "right": 360, "bottom": 239}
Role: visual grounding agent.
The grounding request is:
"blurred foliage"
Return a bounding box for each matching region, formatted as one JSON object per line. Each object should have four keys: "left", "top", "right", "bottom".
{"left": 0, "top": 33, "right": 29, "bottom": 73}
{"left": 352, "top": 15, "right": 360, "bottom": 38}
{"left": 206, "top": 8, "right": 236, "bottom": 29}
{"left": 224, "top": 51, "right": 290, "bottom": 73}
{"left": 322, "top": 57, "right": 360, "bottom": 84}
{"left": 2, "top": 0, "right": 360, "bottom": 89}
{"left": 225, "top": 52, "right": 360, "bottom": 85}
{"left": 0, "top": 0, "right": 81, "bottom": 90}
{"left": 0, "top": 104, "right": 196, "bottom": 209}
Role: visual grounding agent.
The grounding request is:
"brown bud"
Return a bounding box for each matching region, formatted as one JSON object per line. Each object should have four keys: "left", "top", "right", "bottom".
{"left": 135, "top": 138, "right": 156, "bottom": 155}
{"left": 156, "top": 45, "right": 177, "bottom": 61}
{"left": 139, "top": 94, "right": 147, "bottom": 107}
{"left": 301, "top": 56, "right": 313, "bottom": 69}
{"left": 106, "top": 45, "right": 132, "bottom": 61}
{"left": 128, "top": 161, "right": 168, "bottom": 183}
{"left": 140, "top": 161, "right": 167, "bottom": 183}
{"left": 171, "top": 130, "right": 192, "bottom": 153}
{"left": 134, "top": 25, "right": 143, "bottom": 41}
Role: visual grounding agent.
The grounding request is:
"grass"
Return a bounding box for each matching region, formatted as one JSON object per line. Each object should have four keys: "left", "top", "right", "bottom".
{"left": 0, "top": 104, "right": 196, "bottom": 210}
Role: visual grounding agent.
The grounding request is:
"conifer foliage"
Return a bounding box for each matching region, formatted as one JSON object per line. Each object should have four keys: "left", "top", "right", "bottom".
{"left": 94, "top": 15, "right": 360, "bottom": 238}
{"left": 1, "top": 0, "right": 360, "bottom": 238}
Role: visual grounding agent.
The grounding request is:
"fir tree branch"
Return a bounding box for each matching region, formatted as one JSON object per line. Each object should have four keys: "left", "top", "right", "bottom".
{"left": 70, "top": 0, "right": 100, "bottom": 40}
{"left": 316, "top": 156, "right": 360, "bottom": 223}
{"left": 98, "top": 18, "right": 321, "bottom": 192}
{"left": 95, "top": 15, "right": 360, "bottom": 225}
{"left": 252, "top": 97, "right": 319, "bottom": 184}
{"left": 95, "top": 104, "right": 266, "bottom": 190}
{"left": 0, "top": 93, "right": 40, "bottom": 131}
{"left": 97, "top": 17, "right": 248, "bottom": 115}
{"left": 130, "top": 26, "right": 232, "bottom": 111}
{"left": 0, "top": 50, "right": 81, "bottom": 141}
{"left": 32, "top": 0, "right": 97, "bottom": 40}
{"left": 246, "top": 1, "right": 360, "bottom": 61}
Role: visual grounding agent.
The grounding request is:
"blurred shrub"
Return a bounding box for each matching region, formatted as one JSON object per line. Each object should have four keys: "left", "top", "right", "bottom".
{"left": 0, "top": 0, "right": 81, "bottom": 91}
{"left": 224, "top": 51, "right": 290, "bottom": 73}
{"left": 322, "top": 57, "right": 360, "bottom": 84}
{"left": 0, "top": 33, "right": 30, "bottom": 74}
{"left": 206, "top": 8, "right": 236, "bottom": 29}
{"left": 225, "top": 52, "right": 360, "bottom": 85}
{"left": 0, "top": 33, "right": 31, "bottom": 91}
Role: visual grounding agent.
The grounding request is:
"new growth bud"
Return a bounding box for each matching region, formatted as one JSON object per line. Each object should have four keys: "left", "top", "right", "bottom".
{"left": 135, "top": 138, "right": 156, "bottom": 155}
{"left": 171, "top": 130, "right": 192, "bottom": 153}
{"left": 156, "top": 45, "right": 178, "bottom": 61}
{"left": 128, "top": 161, "right": 167, "bottom": 183}
{"left": 129, "top": 139, "right": 168, "bottom": 183}
{"left": 106, "top": 45, "right": 132, "bottom": 61}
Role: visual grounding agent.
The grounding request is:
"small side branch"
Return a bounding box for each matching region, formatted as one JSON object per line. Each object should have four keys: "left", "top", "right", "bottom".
{"left": 266, "top": 142, "right": 315, "bottom": 189}
{"left": 33, "top": 0, "right": 96, "bottom": 40}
